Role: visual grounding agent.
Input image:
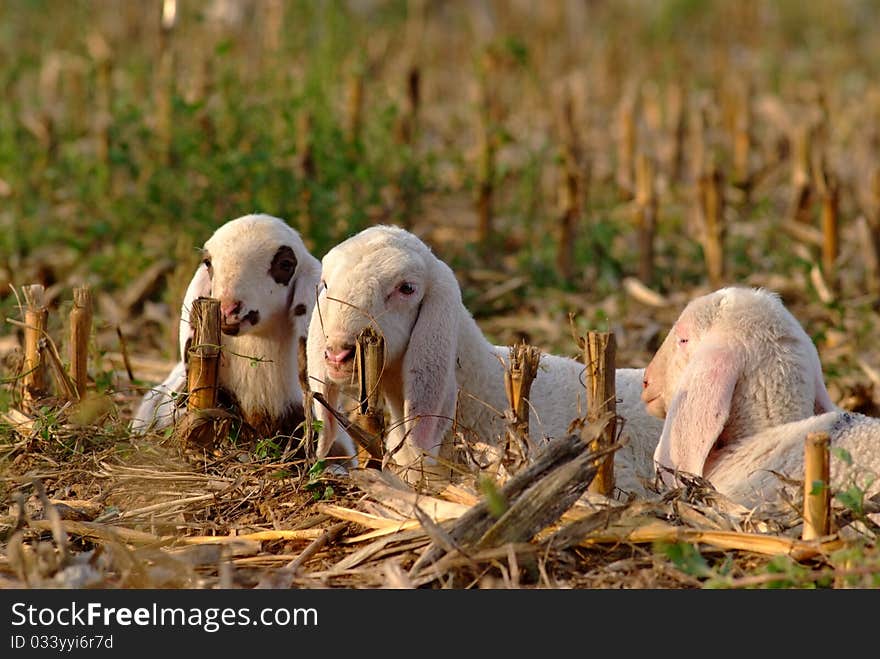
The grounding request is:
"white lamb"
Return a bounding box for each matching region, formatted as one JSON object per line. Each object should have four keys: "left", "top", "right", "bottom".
{"left": 132, "top": 214, "right": 352, "bottom": 454}
{"left": 643, "top": 286, "right": 880, "bottom": 508}
{"left": 307, "top": 224, "right": 663, "bottom": 493}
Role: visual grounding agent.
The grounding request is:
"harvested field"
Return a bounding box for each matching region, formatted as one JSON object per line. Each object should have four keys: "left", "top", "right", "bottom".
{"left": 2, "top": 1, "right": 880, "bottom": 590}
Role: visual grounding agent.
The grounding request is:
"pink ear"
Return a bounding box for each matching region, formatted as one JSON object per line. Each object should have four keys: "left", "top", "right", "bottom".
{"left": 402, "top": 261, "right": 460, "bottom": 459}
{"left": 653, "top": 341, "right": 741, "bottom": 478}
{"left": 288, "top": 256, "right": 321, "bottom": 352}
{"left": 306, "top": 300, "right": 341, "bottom": 459}
{"left": 178, "top": 264, "right": 213, "bottom": 359}
{"left": 811, "top": 354, "right": 836, "bottom": 414}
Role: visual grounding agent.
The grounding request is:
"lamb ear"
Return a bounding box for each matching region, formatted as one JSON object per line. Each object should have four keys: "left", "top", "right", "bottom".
{"left": 306, "top": 296, "right": 347, "bottom": 460}
{"left": 289, "top": 254, "right": 321, "bottom": 345}
{"left": 402, "top": 260, "right": 460, "bottom": 459}
{"left": 178, "top": 263, "right": 213, "bottom": 360}
{"left": 653, "top": 341, "right": 742, "bottom": 479}
{"left": 812, "top": 356, "right": 836, "bottom": 414}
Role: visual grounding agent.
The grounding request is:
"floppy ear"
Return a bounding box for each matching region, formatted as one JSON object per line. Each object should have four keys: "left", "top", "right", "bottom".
{"left": 653, "top": 341, "right": 741, "bottom": 479}
{"left": 402, "top": 259, "right": 461, "bottom": 459}
{"left": 811, "top": 355, "right": 836, "bottom": 414}
{"left": 307, "top": 297, "right": 334, "bottom": 458}
{"left": 312, "top": 378, "right": 356, "bottom": 461}
{"left": 289, "top": 253, "right": 321, "bottom": 346}
{"left": 178, "top": 263, "right": 213, "bottom": 360}
{"left": 305, "top": 293, "right": 355, "bottom": 461}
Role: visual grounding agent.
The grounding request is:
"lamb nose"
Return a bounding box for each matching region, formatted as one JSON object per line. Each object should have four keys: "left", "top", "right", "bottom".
{"left": 642, "top": 378, "right": 649, "bottom": 389}
{"left": 324, "top": 346, "right": 354, "bottom": 364}
{"left": 221, "top": 300, "right": 242, "bottom": 319}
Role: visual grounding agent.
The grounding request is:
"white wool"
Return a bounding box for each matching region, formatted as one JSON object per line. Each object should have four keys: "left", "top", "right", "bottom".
{"left": 131, "top": 214, "right": 353, "bottom": 453}
{"left": 644, "top": 286, "right": 878, "bottom": 508}
{"left": 707, "top": 411, "right": 880, "bottom": 508}
{"left": 308, "top": 225, "right": 662, "bottom": 494}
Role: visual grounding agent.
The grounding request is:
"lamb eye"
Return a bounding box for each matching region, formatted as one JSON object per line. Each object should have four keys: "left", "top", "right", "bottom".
{"left": 398, "top": 282, "right": 415, "bottom": 295}
{"left": 203, "top": 258, "right": 212, "bottom": 270}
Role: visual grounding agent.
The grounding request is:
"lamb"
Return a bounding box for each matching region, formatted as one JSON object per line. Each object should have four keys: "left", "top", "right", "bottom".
{"left": 307, "top": 224, "right": 663, "bottom": 492}
{"left": 642, "top": 286, "right": 880, "bottom": 508}
{"left": 132, "top": 214, "right": 353, "bottom": 454}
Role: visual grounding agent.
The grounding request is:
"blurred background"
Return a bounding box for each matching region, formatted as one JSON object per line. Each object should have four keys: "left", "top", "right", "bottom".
{"left": 3, "top": 0, "right": 880, "bottom": 415}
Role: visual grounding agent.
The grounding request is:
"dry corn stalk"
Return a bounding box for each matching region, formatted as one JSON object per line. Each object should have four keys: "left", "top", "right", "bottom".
{"left": 35, "top": 55, "right": 59, "bottom": 164}
{"left": 781, "top": 219, "right": 824, "bottom": 247}
{"left": 818, "top": 164, "right": 839, "bottom": 291}
{"left": 698, "top": 164, "right": 726, "bottom": 288}
{"left": 641, "top": 82, "right": 663, "bottom": 134}
{"left": 22, "top": 284, "right": 49, "bottom": 407}
{"left": 615, "top": 86, "right": 638, "bottom": 199}
{"left": 569, "top": 518, "right": 841, "bottom": 561}
{"left": 187, "top": 297, "right": 221, "bottom": 411}
{"left": 296, "top": 110, "right": 315, "bottom": 235}
{"left": 582, "top": 331, "right": 616, "bottom": 495}
{"left": 802, "top": 431, "right": 831, "bottom": 541}
{"left": 172, "top": 297, "right": 224, "bottom": 450}
{"left": 475, "top": 67, "right": 497, "bottom": 245}
{"left": 154, "top": 0, "right": 177, "bottom": 166}
{"left": 86, "top": 33, "right": 112, "bottom": 174}
{"left": 732, "top": 79, "right": 753, "bottom": 196}
{"left": 787, "top": 122, "right": 813, "bottom": 224}
{"left": 352, "top": 326, "right": 385, "bottom": 466}
{"left": 296, "top": 336, "right": 316, "bottom": 461}
{"left": 690, "top": 95, "right": 709, "bottom": 185}
{"left": 395, "top": 66, "right": 422, "bottom": 230}
{"left": 502, "top": 342, "right": 542, "bottom": 472}
{"left": 863, "top": 167, "right": 880, "bottom": 298}
{"left": 635, "top": 152, "right": 657, "bottom": 284}
{"left": 556, "top": 89, "right": 583, "bottom": 282}
{"left": 345, "top": 69, "right": 365, "bottom": 148}
{"left": 410, "top": 423, "right": 615, "bottom": 575}
{"left": 665, "top": 82, "right": 686, "bottom": 185}
{"left": 262, "top": 0, "right": 284, "bottom": 55}
{"left": 41, "top": 332, "right": 78, "bottom": 402}
{"left": 69, "top": 285, "right": 92, "bottom": 400}
{"left": 395, "top": 66, "right": 421, "bottom": 146}
{"left": 872, "top": 166, "right": 880, "bottom": 224}
{"left": 858, "top": 215, "right": 880, "bottom": 299}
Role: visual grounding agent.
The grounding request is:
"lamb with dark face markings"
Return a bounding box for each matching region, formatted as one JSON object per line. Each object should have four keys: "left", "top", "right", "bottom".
{"left": 131, "top": 214, "right": 353, "bottom": 455}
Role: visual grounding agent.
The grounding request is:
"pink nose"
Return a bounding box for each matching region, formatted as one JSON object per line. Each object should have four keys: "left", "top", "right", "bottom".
{"left": 324, "top": 346, "right": 354, "bottom": 364}
{"left": 220, "top": 300, "right": 242, "bottom": 320}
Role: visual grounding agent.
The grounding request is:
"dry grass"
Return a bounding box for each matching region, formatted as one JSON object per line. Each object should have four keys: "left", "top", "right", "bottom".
{"left": 3, "top": 1, "right": 880, "bottom": 590}
{"left": 1, "top": 401, "right": 878, "bottom": 589}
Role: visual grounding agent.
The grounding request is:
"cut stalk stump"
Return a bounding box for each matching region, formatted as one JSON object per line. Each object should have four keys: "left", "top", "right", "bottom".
{"left": 69, "top": 285, "right": 93, "bottom": 400}
{"left": 22, "top": 284, "right": 50, "bottom": 410}
{"left": 352, "top": 326, "right": 386, "bottom": 468}
{"left": 578, "top": 331, "right": 617, "bottom": 496}
{"left": 173, "top": 297, "right": 225, "bottom": 449}
{"left": 502, "top": 343, "right": 542, "bottom": 473}
{"left": 802, "top": 431, "right": 831, "bottom": 541}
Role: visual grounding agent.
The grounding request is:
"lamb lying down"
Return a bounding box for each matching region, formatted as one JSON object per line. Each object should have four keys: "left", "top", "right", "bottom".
{"left": 705, "top": 410, "right": 880, "bottom": 508}
{"left": 308, "top": 224, "right": 663, "bottom": 493}
{"left": 131, "top": 214, "right": 352, "bottom": 454}
{"left": 642, "top": 286, "right": 879, "bottom": 508}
